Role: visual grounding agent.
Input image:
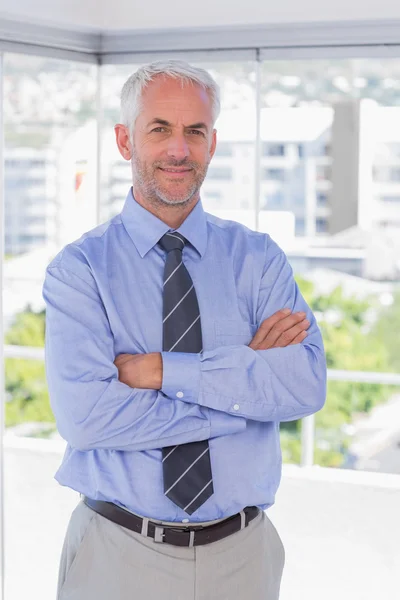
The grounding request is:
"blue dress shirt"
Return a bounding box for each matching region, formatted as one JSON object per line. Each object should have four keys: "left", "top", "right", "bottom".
{"left": 43, "top": 188, "right": 326, "bottom": 523}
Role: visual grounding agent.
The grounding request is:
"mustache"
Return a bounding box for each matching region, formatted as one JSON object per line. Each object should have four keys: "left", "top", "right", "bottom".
{"left": 154, "top": 159, "right": 198, "bottom": 169}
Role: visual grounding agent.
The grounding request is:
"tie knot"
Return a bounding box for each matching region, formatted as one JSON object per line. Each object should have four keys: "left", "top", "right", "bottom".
{"left": 159, "top": 232, "right": 186, "bottom": 253}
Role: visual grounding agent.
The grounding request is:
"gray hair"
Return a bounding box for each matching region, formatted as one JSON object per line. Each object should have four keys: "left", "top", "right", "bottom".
{"left": 120, "top": 60, "right": 221, "bottom": 137}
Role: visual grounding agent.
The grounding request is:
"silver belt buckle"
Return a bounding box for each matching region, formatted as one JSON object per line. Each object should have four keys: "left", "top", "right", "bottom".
{"left": 154, "top": 526, "right": 165, "bottom": 543}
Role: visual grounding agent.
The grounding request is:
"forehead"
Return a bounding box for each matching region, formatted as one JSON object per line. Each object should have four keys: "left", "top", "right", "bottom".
{"left": 138, "top": 75, "right": 213, "bottom": 124}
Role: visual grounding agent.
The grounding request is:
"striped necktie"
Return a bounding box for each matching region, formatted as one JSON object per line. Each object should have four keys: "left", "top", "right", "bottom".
{"left": 159, "top": 231, "right": 214, "bottom": 515}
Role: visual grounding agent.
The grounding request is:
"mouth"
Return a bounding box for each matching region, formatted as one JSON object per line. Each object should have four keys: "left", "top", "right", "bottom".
{"left": 158, "top": 167, "right": 192, "bottom": 177}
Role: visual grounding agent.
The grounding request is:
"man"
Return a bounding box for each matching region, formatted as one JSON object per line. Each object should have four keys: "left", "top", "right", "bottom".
{"left": 43, "top": 60, "right": 326, "bottom": 600}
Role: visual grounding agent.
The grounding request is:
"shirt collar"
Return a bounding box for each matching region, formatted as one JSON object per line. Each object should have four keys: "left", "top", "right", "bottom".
{"left": 120, "top": 188, "right": 208, "bottom": 258}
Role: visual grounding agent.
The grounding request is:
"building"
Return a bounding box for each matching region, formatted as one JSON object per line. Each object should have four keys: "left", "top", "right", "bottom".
{"left": 4, "top": 102, "right": 400, "bottom": 277}
{"left": 4, "top": 148, "right": 57, "bottom": 256}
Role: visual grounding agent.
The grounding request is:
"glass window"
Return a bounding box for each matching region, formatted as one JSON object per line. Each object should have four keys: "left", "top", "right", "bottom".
{"left": 295, "top": 217, "right": 305, "bottom": 235}
{"left": 3, "top": 54, "right": 97, "bottom": 597}
{"left": 214, "top": 142, "right": 233, "bottom": 157}
{"left": 206, "top": 167, "right": 233, "bottom": 180}
{"left": 374, "top": 167, "right": 400, "bottom": 182}
{"left": 262, "top": 143, "right": 285, "bottom": 156}
{"left": 316, "top": 165, "right": 331, "bottom": 180}
{"left": 381, "top": 196, "right": 400, "bottom": 202}
{"left": 316, "top": 217, "right": 328, "bottom": 233}
{"left": 260, "top": 59, "right": 400, "bottom": 492}
{"left": 2, "top": 52, "right": 400, "bottom": 600}
{"left": 263, "top": 168, "right": 285, "bottom": 181}
{"left": 264, "top": 192, "right": 284, "bottom": 208}
{"left": 4, "top": 55, "right": 97, "bottom": 258}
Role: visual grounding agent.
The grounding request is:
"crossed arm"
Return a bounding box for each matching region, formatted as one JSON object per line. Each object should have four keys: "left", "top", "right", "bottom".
{"left": 43, "top": 249, "right": 326, "bottom": 453}
{"left": 114, "top": 309, "right": 312, "bottom": 390}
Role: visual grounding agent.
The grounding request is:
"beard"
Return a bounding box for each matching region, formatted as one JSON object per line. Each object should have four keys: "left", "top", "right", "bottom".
{"left": 131, "top": 148, "right": 209, "bottom": 208}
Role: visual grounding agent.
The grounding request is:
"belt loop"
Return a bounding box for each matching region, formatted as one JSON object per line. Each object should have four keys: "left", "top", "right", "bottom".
{"left": 188, "top": 530, "right": 195, "bottom": 548}
{"left": 240, "top": 510, "right": 246, "bottom": 530}
{"left": 154, "top": 526, "right": 164, "bottom": 543}
{"left": 141, "top": 517, "right": 149, "bottom": 537}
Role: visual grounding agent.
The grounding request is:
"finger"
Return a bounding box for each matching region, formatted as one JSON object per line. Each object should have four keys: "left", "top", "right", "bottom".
{"left": 249, "top": 309, "right": 292, "bottom": 349}
{"left": 272, "top": 320, "right": 310, "bottom": 348}
{"left": 289, "top": 330, "right": 308, "bottom": 345}
{"left": 254, "top": 313, "right": 307, "bottom": 350}
{"left": 255, "top": 318, "right": 309, "bottom": 350}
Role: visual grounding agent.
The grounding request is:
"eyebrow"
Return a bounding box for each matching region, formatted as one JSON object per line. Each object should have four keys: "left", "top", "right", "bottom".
{"left": 147, "top": 118, "right": 209, "bottom": 133}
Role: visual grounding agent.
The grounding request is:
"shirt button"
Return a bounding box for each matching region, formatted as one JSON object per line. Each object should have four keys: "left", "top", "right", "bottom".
{"left": 182, "top": 518, "right": 189, "bottom": 523}
{"left": 233, "top": 404, "right": 240, "bottom": 411}
{"left": 176, "top": 391, "right": 184, "bottom": 398}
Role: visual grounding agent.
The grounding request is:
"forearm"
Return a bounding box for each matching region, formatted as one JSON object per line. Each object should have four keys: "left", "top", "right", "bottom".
{"left": 114, "top": 352, "right": 163, "bottom": 390}
{"left": 160, "top": 340, "right": 326, "bottom": 422}
{"left": 49, "top": 373, "right": 245, "bottom": 452}
{"left": 44, "top": 265, "right": 246, "bottom": 453}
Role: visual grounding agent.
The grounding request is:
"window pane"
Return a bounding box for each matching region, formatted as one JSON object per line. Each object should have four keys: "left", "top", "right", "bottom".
{"left": 202, "top": 62, "right": 257, "bottom": 228}
{"left": 3, "top": 54, "right": 97, "bottom": 598}
{"left": 99, "top": 64, "right": 137, "bottom": 221}
{"left": 259, "top": 58, "right": 400, "bottom": 483}
{"left": 4, "top": 55, "right": 97, "bottom": 258}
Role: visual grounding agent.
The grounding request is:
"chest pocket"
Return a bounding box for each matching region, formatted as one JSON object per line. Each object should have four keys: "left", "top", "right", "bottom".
{"left": 214, "top": 319, "right": 257, "bottom": 347}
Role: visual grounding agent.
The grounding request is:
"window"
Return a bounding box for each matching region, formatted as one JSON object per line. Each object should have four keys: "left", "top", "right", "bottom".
{"left": 206, "top": 167, "right": 233, "bottom": 180}
{"left": 215, "top": 142, "right": 233, "bottom": 157}
{"left": 263, "top": 168, "right": 285, "bottom": 181}
{"left": 381, "top": 196, "right": 400, "bottom": 202}
{"left": 3, "top": 53, "right": 97, "bottom": 595}
{"left": 22, "top": 216, "right": 47, "bottom": 226}
{"left": 317, "top": 193, "right": 328, "bottom": 206}
{"left": 4, "top": 54, "right": 96, "bottom": 256}
{"left": 374, "top": 166, "right": 400, "bottom": 183}
{"left": 380, "top": 220, "right": 400, "bottom": 227}
{"left": 203, "top": 190, "right": 222, "bottom": 199}
{"left": 316, "top": 165, "right": 331, "bottom": 181}
{"left": 295, "top": 217, "right": 305, "bottom": 236}
{"left": 2, "top": 46, "right": 400, "bottom": 600}
{"left": 262, "top": 143, "right": 285, "bottom": 157}
{"left": 264, "top": 192, "right": 284, "bottom": 208}
{"left": 322, "top": 143, "right": 331, "bottom": 156}
{"left": 316, "top": 217, "right": 328, "bottom": 233}
{"left": 390, "top": 168, "right": 400, "bottom": 182}
{"left": 202, "top": 190, "right": 224, "bottom": 207}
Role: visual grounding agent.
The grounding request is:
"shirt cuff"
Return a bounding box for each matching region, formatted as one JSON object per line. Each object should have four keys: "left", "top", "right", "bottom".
{"left": 161, "top": 351, "right": 201, "bottom": 404}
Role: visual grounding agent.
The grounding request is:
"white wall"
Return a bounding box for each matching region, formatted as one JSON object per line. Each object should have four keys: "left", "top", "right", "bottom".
{"left": 1, "top": 0, "right": 400, "bottom": 31}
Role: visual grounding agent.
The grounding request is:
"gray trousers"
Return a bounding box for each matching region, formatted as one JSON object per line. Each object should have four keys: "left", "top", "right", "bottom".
{"left": 57, "top": 500, "right": 285, "bottom": 600}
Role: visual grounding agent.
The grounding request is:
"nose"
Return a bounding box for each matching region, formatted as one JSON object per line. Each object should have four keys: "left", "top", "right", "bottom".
{"left": 166, "top": 133, "right": 190, "bottom": 161}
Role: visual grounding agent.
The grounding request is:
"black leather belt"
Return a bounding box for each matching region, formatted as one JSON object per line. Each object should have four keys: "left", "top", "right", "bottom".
{"left": 83, "top": 497, "right": 260, "bottom": 547}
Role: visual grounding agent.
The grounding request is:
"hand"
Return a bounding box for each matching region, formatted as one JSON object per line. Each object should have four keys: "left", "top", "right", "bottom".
{"left": 248, "top": 309, "right": 310, "bottom": 350}
{"left": 114, "top": 353, "right": 163, "bottom": 390}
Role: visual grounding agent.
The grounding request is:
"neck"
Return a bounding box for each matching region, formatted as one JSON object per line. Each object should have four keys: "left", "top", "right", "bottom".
{"left": 132, "top": 185, "right": 199, "bottom": 229}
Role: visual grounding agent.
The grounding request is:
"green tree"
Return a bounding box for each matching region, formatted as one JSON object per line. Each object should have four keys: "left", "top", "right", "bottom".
{"left": 372, "top": 291, "right": 400, "bottom": 373}
{"left": 5, "top": 284, "right": 395, "bottom": 464}
{"left": 280, "top": 277, "right": 393, "bottom": 467}
{"left": 4, "top": 308, "right": 54, "bottom": 427}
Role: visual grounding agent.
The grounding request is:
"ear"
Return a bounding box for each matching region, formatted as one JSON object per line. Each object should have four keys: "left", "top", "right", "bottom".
{"left": 209, "top": 129, "right": 217, "bottom": 160}
{"left": 114, "top": 124, "right": 132, "bottom": 160}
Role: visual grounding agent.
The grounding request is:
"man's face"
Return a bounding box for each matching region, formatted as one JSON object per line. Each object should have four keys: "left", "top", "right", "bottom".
{"left": 130, "top": 76, "right": 217, "bottom": 207}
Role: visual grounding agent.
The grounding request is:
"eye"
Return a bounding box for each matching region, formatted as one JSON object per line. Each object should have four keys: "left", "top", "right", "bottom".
{"left": 188, "top": 129, "right": 204, "bottom": 136}
{"left": 151, "top": 127, "right": 167, "bottom": 133}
